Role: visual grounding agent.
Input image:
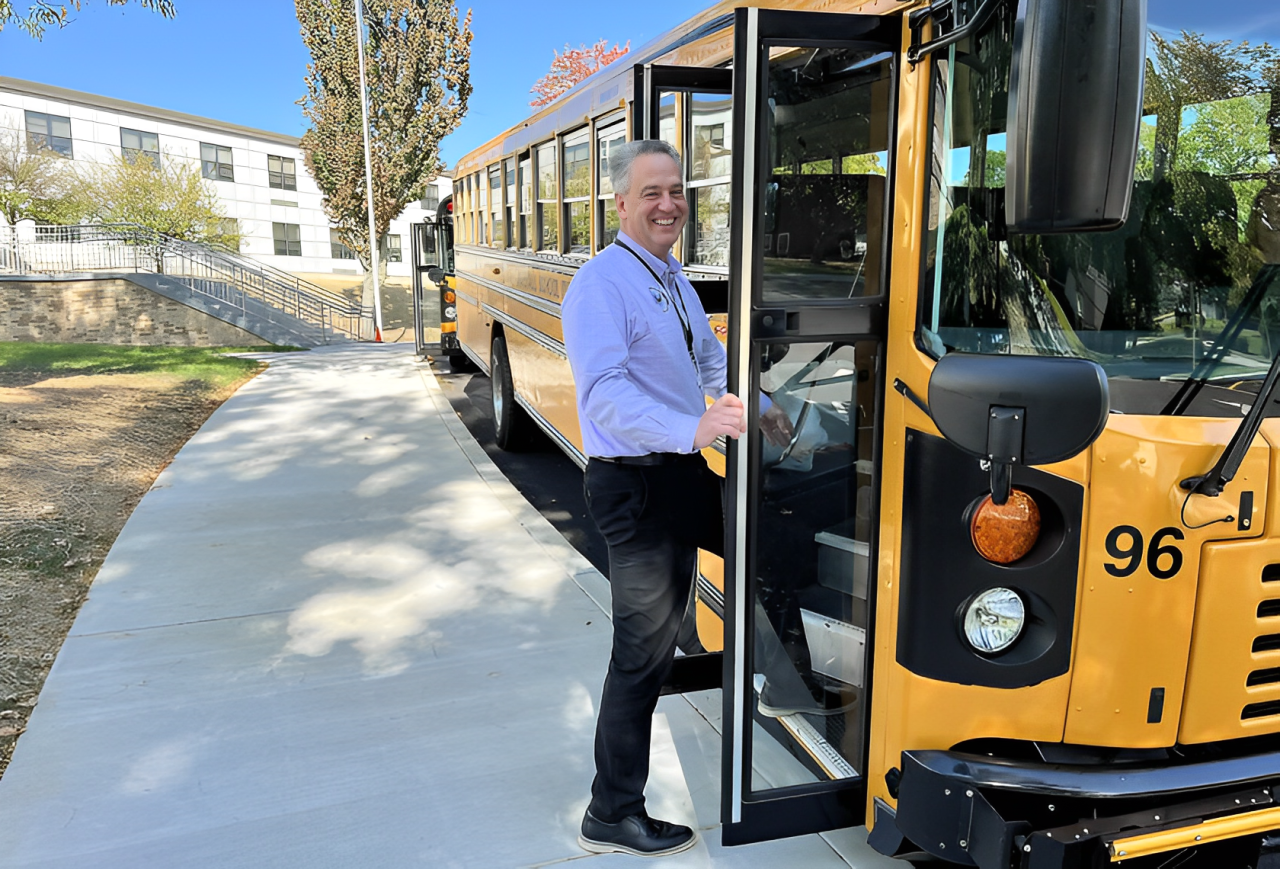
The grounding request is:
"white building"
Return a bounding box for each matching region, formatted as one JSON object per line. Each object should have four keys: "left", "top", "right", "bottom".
{"left": 0, "top": 76, "right": 452, "bottom": 281}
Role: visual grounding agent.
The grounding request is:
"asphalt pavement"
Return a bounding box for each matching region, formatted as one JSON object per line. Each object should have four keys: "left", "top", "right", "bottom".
{"left": 0, "top": 343, "right": 897, "bottom": 868}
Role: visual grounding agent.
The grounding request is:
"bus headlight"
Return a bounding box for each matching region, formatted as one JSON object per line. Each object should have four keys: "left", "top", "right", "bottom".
{"left": 962, "top": 588, "right": 1025, "bottom": 654}
{"left": 444, "top": 306, "right": 456, "bottom": 320}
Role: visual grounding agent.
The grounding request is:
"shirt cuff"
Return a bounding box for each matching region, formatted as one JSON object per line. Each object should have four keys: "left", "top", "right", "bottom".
{"left": 675, "top": 413, "right": 702, "bottom": 453}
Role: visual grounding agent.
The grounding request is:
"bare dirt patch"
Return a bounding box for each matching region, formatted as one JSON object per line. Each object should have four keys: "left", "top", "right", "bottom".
{"left": 0, "top": 367, "right": 261, "bottom": 777}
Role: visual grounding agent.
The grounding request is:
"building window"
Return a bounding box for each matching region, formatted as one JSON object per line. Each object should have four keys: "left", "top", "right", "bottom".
{"left": 488, "top": 165, "right": 504, "bottom": 248}
{"left": 120, "top": 128, "right": 159, "bottom": 165}
{"left": 273, "top": 222, "right": 301, "bottom": 256}
{"left": 201, "top": 143, "right": 234, "bottom": 181}
{"left": 562, "top": 128, "right": 590, "bottom": 256}
{"left": 26, "top": 110, "right": 73, "bottom": 158}
{"left": 518, "top": 155, "right": 532, "bottom": 248}
{"left": 596, "top": 120, "right": 625, "bottom": 251}
{"left": 423, "top": 184, "right": 439, "bottom": 212}
{"left": 503, "top": 158, "right": 515, "bottom": 248}
{"left": 385, "top": 234, "right": 402, "bottom": 263}
{"left": 268, "top": 155, "right": 297, "bottom": 191}
{"left": 535, "top": 140, "right": 558, "bottom": 252}
{"left": 330, "top": 229, "right": 355, "bottom": 260}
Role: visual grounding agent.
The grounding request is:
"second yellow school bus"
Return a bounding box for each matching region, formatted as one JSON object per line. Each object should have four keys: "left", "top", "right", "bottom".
{"left": 445, "top": 0, "right": 1280, "bottom": 864}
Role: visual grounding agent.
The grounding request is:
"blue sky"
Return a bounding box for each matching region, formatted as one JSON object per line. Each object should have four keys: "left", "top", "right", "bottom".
{"left": 0, "top": 0, "right": 694, "bottom": 169}
{"left": 1, "top": 0, "right": 1276, "bottom": 170}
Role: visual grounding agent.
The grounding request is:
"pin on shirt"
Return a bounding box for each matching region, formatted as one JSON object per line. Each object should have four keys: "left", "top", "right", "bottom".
{"left": 649, "top": 287, "right": 670, "bottom": 312}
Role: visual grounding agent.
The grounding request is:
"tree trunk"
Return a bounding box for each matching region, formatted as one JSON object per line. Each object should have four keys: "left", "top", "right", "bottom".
{"left": 357, "top": 231, "right": 390, "bottom": 340}
{"left": 1152, "top": 104, "right": 1181, "bottom": 182}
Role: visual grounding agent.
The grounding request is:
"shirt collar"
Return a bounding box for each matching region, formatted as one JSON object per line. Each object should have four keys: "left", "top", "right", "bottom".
{"left": 617, "top": 230, "right": 683, "bottom": 281}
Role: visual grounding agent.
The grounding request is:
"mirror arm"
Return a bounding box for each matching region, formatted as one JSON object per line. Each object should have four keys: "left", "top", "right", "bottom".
{"left": 893, "top": 378, "right": 932, "bottom": 418}
{"left": 907, "top": 0, "right": 1001, "bottom": 65}
{"left": 985, "top": 406, "right": 1024, "bottom": 505}
{"left": 897, "top": 378, "right": 1022, "bottom": 504}
{"left": 1181, "top": 346, "right": 1280, "bottom": 497}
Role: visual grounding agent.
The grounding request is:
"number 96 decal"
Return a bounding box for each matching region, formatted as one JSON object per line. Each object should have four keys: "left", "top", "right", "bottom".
{"left": 1104, "top": 525, "right": 1185, "bottom": 580}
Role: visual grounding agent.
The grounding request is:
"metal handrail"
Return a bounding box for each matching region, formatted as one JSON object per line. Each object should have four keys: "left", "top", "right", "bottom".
{"left": 4, "top": 223, "right": 371, "bottom": 342}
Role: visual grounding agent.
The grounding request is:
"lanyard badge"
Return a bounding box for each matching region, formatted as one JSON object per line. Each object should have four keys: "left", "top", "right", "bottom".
{"left": 614, "top": 240, "right": 700, "bottom": 391}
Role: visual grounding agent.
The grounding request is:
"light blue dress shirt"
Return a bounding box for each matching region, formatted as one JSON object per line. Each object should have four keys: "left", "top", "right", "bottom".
{"left": 562, "top": 231, "right": 728, "bottom": 457}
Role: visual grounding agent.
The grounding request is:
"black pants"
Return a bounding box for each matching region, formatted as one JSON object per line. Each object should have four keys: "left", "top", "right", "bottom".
{"left": 584, "top": 454, "right": 724, "bottom": 823}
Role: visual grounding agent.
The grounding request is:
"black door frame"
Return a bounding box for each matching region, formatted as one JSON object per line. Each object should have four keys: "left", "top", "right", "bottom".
{"left": 721, "top": 5, "right": 900, "bottom": 846}
{"left": 631, "top": 64, "right": 734, "bottom": 141}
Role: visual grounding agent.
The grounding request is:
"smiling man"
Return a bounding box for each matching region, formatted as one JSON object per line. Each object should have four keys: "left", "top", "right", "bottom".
{"left": 561, "top": 139, "right": 789, "bottom": 857}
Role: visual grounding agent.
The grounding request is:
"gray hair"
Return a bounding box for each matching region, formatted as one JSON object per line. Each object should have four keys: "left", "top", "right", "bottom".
{"left": 608, "top": 139, "right": 683, "bottom": 195}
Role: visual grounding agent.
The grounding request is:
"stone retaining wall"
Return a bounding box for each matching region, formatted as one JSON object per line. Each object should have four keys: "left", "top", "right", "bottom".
{"left": 0, "top": 276, "right": 269, "bottom": 346}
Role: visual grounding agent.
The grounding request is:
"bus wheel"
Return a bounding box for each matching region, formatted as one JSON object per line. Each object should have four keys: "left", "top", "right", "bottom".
{"left": 491, "top": 334, "right": 535, "bottom": 451}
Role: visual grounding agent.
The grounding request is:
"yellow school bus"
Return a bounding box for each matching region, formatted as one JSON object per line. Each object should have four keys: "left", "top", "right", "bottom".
{"left": 445, "top": 0, "right": 1280, "bottom": 864}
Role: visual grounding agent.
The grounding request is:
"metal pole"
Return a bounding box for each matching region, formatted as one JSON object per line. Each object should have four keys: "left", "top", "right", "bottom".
{"left": 354, "top": 0, "right": 384, "bottom": 342}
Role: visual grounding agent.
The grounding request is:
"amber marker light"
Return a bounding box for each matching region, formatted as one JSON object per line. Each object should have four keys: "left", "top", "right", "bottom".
{"left": 444, "top": 291, "right": 456, "bottom": 303}
{"left": 970, "top": 489, "right": 1041, "bottom": 564}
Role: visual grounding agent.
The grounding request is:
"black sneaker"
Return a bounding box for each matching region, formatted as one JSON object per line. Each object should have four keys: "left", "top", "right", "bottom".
{"left": 578, "top": 810, "right": 698, "bottom": 857}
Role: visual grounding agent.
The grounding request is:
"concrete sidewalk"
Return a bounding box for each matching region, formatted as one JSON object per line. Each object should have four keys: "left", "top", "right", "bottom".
{"left": 0, "top": 344, "right": 898, "bottom": 868}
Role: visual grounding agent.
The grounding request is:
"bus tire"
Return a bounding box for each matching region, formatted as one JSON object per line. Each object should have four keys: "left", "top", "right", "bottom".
{"left": 491, "top": 334, "right": 535, "bottom": 451}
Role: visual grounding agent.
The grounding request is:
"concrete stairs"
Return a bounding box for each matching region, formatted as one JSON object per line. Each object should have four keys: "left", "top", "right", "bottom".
{"left": 123, "top": 273, "right": 346, "bottom": 349}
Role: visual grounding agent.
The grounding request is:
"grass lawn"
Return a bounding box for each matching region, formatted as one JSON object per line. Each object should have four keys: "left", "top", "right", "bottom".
{"left": 0, "top": 342, "right": 301, "bottom": 388}
{"left": 0, "top": 340, "right": 303, "bottom": 778}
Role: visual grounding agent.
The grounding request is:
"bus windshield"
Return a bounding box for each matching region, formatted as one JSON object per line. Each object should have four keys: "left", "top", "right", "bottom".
{"left": 919, "top": 1, "right": 1280, "bottom": 415}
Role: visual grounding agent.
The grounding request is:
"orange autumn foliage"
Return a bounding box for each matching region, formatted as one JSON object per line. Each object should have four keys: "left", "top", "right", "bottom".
{"left": 529, "top": 39, "right": 630, "bottom": 108}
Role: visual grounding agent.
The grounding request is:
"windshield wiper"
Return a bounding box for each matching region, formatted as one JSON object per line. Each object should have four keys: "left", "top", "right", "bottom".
{"left": 1163, "top": 264, "right": 1280, "bottom": 416}
{"left": 1183, "top": 302, "right": 1280, "bottom": 498}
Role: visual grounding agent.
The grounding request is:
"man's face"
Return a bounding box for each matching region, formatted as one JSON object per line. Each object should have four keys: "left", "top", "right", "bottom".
{"left": 615, "top": 152, "right": 688, "bottom": 259}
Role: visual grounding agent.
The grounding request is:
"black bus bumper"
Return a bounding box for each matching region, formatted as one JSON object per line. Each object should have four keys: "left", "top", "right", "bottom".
{"left": 868, "top": 748, "right": 1280, "bottom": 868}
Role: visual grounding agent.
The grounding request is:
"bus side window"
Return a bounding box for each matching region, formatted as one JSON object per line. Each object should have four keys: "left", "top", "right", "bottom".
{"left": 535, "top": 141, "right": 558, "bottom": 252}
{"left": 596, "top": 120, "right": 626, "bottom": 251}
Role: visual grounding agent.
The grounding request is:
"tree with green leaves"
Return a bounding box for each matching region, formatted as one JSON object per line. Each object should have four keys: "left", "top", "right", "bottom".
{"left": 84, "top": 152, "right": 239, "bottom": 248}
{"left": 1177, "top": 94, "right": 1271, "bottom": 177}
{"left": 297, "top": 0, "right": 472, "bottom": 304}
{"left": 1143, "top": 31, "right": 1274, "bottom": 181}
{"left": 0, "top": 0, "right": 173, "bottom": 38}
{"left": 0, "top": 128, "right": 88, "bottom": 225}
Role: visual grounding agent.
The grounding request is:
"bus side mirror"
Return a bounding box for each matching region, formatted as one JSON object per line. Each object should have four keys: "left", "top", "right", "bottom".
{"left": 1005, "top": 0, "right": 1147, "bottom": 233}
{"left": 426, "top": 266, "right": 445, "bottom": 284}
{"left": 928, "top": 354, "right": 1109, "bottom": 503}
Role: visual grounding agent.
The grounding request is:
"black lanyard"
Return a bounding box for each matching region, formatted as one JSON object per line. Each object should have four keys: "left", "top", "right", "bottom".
{"left": 613, "top": 240, "right": 699, "bottom": 377}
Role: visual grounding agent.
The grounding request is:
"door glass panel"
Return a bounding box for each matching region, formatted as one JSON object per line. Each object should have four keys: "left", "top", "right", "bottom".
{"left": 689, "top": 90, "right": 733, "bottom": 269}
{"left": 658, "top": 92, "right": 678, "bottom": 149}
{"left": 691, "top": 183, "right": 731, "bottom": 267}
{"left": 749, "top": 339, "right": 876, "bottom": 792}
{"left": 691, "top": 92, "right": 733, "bottom": 181}
{"left": 761, "top": 50, "right": 892, "bottom": 302}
